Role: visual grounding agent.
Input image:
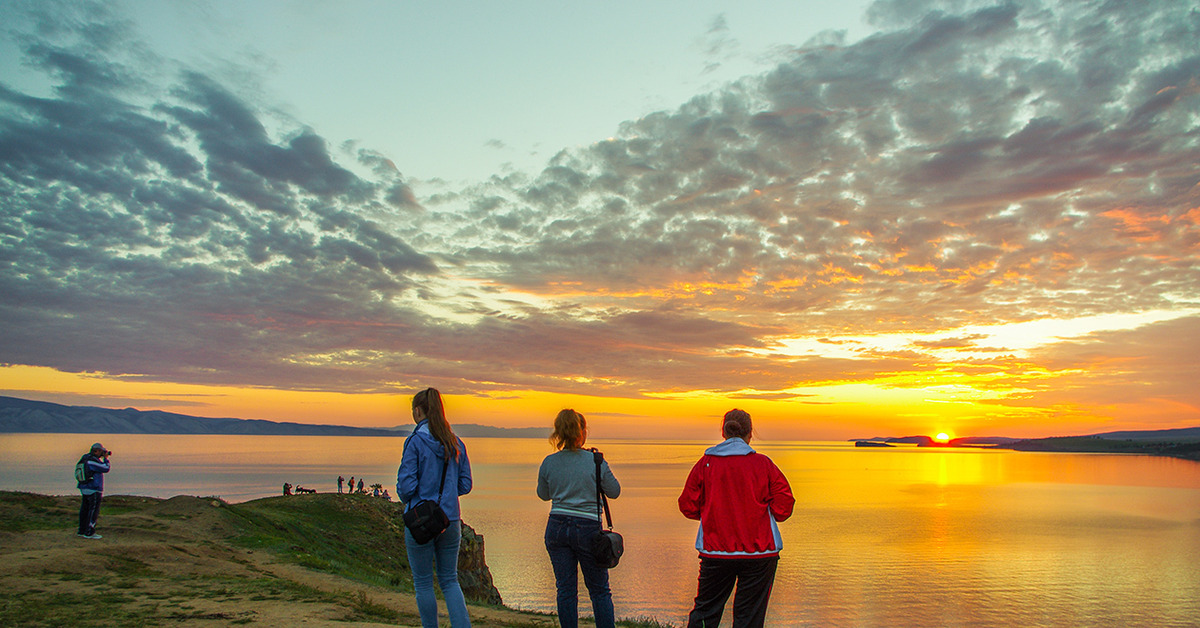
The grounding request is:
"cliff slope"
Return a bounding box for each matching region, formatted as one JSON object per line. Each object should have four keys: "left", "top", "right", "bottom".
{"left": 0, "top": 491, "right": 555, "bottom": 627}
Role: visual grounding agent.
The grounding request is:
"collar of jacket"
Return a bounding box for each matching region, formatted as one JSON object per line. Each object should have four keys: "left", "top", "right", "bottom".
{"left": 705, "top": 437, "right": 755, "bottom": 456}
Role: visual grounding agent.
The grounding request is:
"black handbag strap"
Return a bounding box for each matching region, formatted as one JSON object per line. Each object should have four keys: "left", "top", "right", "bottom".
{"left": 436, "top": 454, "right": 448, "bottom": 499}
{"left": 590, "top": 448, "right": 614, "bottom": 530}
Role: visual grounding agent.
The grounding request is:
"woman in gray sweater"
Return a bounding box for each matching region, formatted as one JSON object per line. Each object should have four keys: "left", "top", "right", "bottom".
{"left": 537, "top": 409, "right": 621, "bottom": 628}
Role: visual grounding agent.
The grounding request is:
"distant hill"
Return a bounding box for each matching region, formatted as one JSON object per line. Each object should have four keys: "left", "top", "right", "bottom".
{"left": 441, "top": 424, "right": 550, "bottom": 439}
{"left": 1091, "top": 427, "right": 1200, "bottom": 441}
{"left": 852, "top": 426, "right": 1200, "bottom": 461}
{"left": 1005, "top": 435, "right": 1200, "bottom": 460}
{"left": 0, "top": 396, "right": 547, "bottom": 439}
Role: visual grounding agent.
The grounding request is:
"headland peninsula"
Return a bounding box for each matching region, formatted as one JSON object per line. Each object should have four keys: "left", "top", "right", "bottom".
{"left": 852, "top": 427, "right": 1200, "bottom": 461}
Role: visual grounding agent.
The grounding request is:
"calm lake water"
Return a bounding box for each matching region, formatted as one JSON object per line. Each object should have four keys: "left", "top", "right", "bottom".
{"left": 3, "top": 433, "right": 1199, "bottom": 627}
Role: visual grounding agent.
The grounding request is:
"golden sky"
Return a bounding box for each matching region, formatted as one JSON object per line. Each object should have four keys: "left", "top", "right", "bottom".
{"left": 1, "top": 1, "right": 1197, "bottom": 440}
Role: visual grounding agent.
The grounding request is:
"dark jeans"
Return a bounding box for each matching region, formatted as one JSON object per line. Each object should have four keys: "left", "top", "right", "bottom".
{"left": 544, "top": 514, "right": 615, "bottom": 628}
{"left": 78, "top": 492, "right": 102, "bottom": 535}
{"left": 687, "top": 556, "right": 779, "bottom": 628}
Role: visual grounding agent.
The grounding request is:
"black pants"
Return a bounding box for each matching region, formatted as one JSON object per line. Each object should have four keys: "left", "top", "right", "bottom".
{"left": 686, "top": 555, "right": 779, "bottom": 628}
{"left": 78, "top": 492, "right": 102, "bottom": 535}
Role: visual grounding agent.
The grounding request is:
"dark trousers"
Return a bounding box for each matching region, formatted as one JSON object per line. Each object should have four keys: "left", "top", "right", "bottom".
{"left": 545, "top": 514, "right": 615, "bottom": 628}
{"left": 78, "top": 492, "right": 102, "bottom": 535}
{"left": 687, "top": 555, "right": 779, "bottom": 628}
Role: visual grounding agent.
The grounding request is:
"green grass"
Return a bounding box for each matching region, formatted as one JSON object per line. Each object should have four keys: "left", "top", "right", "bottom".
{"left": 342, "top": 590, "right": 416, "bottom": 623}
{"left": 224, "top": 493, "right": 415, "bottom": 591}
{"left": 0, "top": 591, "right": 149, "bottom": 628}
{"left": 0, "top": 492, "right": 74, "bottom": 532}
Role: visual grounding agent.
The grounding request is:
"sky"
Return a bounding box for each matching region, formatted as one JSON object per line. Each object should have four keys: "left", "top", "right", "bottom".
{"left": 1, "top": 0, "right": 1198, "bottom": 441}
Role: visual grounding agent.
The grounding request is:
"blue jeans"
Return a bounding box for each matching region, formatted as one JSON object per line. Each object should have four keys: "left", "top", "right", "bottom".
{"left": 405, "top": 520, "right": 471, "bottom": 628}
{"left": 545, "top": 514, "right": 615, "bottom": 628}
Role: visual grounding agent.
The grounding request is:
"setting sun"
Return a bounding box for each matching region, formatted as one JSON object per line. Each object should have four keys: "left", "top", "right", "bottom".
{"left": 935, "top": 432, "right": 951, "bottom": 443}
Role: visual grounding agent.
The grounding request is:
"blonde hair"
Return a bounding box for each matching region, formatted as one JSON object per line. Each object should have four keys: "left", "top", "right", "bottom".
{"left": 413, "top": 388, "right": 458, "bottom": 460}
{"left": 550, "top": 409, "right": 587, "bottom": 451}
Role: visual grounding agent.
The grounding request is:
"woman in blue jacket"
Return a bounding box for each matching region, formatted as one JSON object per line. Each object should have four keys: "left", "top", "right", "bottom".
{"left": 397, "top": 388, "right": 473, "bottom": 628}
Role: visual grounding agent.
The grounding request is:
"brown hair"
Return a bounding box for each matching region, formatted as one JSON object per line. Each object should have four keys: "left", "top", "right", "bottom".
{"left": 722, "top": 408, "right": 753, "bottom": 441}
{"left": 550, "top": 409, "right": 587, "bottom": 451}
{"left": 413, "top": 388, "right": 458, "bottom": 460}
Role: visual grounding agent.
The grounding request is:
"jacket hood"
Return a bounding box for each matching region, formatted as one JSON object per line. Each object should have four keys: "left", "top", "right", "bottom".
{"left": 705, "top": 437, "right": 756, "bottom": 456}
{"left": 411, "top": 421, "right": 449, "bottom": 458}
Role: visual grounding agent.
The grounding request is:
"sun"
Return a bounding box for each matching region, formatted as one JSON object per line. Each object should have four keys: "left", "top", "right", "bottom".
{"left": 934, "top": 432, "right": 951, "bottom": 443}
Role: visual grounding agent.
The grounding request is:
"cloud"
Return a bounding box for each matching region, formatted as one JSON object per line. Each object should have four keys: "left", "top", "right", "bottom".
{"left": 1, "top": 2, "right": 436, "bottom": 393}
{"left": 1, "top": 0, "right": 1197, "bottom": 424}
{"left": 433, "top": 0, "right": 1198, "bottom": 334}
{"left": 983, "top": 315, "right": 1200, "bottom": 427}
{"left": 910, "top": 334, "right": 988, "bottom": 350}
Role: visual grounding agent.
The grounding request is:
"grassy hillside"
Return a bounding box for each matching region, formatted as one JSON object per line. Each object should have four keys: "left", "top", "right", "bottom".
{"left": 0, "top": 491, "right": 665, "bottom": 627}
{"left": 223, "top": 492, "right": 501, "bottom": 604}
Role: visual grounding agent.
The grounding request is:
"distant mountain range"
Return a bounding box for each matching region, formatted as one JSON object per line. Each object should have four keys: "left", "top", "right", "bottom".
{"left": 0, "top": 396, "right": 549, "bottom": 439}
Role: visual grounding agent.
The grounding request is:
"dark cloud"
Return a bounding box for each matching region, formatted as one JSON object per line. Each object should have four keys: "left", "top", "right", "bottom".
{"left": 1, "top": 2, "right": 436, "bottom": 394}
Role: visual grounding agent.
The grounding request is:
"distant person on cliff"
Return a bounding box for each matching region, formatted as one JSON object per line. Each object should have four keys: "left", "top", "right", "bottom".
{"left": 348, "top": 476, "right": 355, "bottom": 494}
{"left": 76, "top": 443, "right": 111, "bottom": 539}
{"left": 357, "top": 478, "right": 364, "bottom": 493}
{"left": 397, "top": 387, "right": 474, "bottom": 628}
{"left": 678, "top": 409, "right": 795, "bottom": 628}
{"left": 537, "top": 409, "right": 621, "bottom": 628}
{"left": 338, "top": 475, "right": 344, "bottom": 493}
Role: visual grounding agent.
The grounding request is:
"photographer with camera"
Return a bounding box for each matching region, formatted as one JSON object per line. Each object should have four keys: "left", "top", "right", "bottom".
{"left": 76, "top": 443, "right": 111, "bottom": 539}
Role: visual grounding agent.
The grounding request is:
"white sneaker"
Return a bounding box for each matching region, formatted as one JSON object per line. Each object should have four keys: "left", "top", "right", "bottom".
{"left": 83, "top": 533, "right": 103, "bottom": 539}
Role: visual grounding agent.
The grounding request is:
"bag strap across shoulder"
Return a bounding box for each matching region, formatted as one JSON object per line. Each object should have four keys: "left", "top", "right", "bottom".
{"left": 404, "top": 432, "right": 450, "bottom": 501}
{"left": 436, "top": 454, "right": 448, "bottom": 499}
{"left": 590, "top": 448, "right": 614, "bottom": 530}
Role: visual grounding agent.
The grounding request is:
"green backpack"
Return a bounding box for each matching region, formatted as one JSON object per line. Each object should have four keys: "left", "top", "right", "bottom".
{"left": 74, "top": 455, "right": 92, "bottom": 484}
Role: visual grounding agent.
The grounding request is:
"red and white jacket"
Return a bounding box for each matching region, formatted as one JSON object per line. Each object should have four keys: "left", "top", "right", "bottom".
{"left": 678, "top": 438, "right": 795, "bottom": 558}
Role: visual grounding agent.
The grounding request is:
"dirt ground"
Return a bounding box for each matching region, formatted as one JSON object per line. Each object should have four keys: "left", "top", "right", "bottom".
{"left": 0, "top": 494, "right": 563, "bottom": 627}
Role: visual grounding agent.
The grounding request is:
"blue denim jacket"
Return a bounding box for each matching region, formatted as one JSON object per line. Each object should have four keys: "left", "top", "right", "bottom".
{"left": 397, "top": 420, "right": 472, "bottom": 521}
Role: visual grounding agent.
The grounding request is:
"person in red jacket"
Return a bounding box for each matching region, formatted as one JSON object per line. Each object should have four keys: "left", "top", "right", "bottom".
{"left": 678, "top": 409, "right": 795, "bottom": 628}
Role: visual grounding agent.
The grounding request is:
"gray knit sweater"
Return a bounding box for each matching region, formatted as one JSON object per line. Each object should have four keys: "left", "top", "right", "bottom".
{"left": 537, "top": 448, "right": 621, "bottom": 520}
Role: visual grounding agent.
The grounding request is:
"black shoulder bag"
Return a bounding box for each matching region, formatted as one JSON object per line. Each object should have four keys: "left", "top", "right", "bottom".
{"left": 590, "top": 448, "right": 624, "bottom": 568}
{"left": 402, "top": 449, "right": 451, "bottom": 545}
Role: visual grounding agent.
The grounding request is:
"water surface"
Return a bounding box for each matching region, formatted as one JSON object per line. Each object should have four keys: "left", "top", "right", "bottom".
{"left": 3, "top": 434, "right": 1198, "bottom": 626}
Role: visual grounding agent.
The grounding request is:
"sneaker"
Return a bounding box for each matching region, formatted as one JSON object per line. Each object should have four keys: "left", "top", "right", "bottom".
{"left": 83, "top": 533, "right": 103, "bottom": 539}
